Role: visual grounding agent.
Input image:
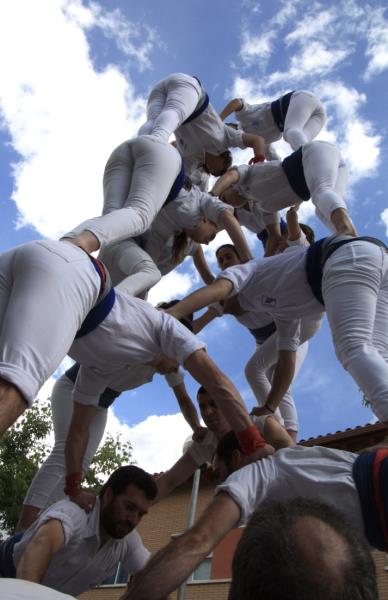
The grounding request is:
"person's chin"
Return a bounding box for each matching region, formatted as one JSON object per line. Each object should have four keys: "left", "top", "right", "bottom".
{"left": 112, "top": 525, "right": 133, "bottom": 538}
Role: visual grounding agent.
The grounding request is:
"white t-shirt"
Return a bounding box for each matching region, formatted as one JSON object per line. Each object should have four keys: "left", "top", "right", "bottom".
{"left": 233, "top": 162, "right": 301, "bottom": 213}
{"left": 216, "top": 445, "right": 364, "bottom": 529}
{"left": 235, "top": 99, "right": 281, "bottom": 143}
{"left": 0, "top": 580, "right": 76, "bottom": 600}
{"left": 217, "top": 250, "right": 323, "bottom": 351}
{"left": 141, "top": 186, "right": 233, "bottom": 262}
{"left": 236, "top": 203, "right": 280, "bottom": 232}
{"left": 69, "top": 294, "right": 205, "bottom": 405}
{"left": 13, "top": 498, "right": 149, "bottom": 596}
{"left": 175, "top": 101, "right": 245, "bottom": 169}
{"left": 287, "top": 229, "right": 309, "bottom": 248}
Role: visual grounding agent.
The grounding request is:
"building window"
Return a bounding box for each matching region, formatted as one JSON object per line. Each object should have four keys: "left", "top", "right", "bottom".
{"left": 190, "top": 556, "right": 212, "bottom": 582}
{"left": 100, "top": 562, "right": 128, "bottom": 586}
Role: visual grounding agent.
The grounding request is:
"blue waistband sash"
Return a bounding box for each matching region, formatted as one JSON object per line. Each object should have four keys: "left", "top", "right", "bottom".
{"left": 75, "top": 288, "right": 116, "bottom": 339}
{"left": 353, "top": 449, "right": 388, "bottom": 551}
{"left": 163, "top": 161, "right": 186, "bottom": 207}
{"left": 65, "top": 363, "right": 120, "bottom": 408}
{"left": 305, "top": 236, "right": 387, "bottom": 306}
{"left": 0, "top": 532, "right": 23, "bottom": 577}
{"left": 270, "top": 91, "right": 294, "bottom": 132}
{"left": 182, "top": 92, "right": 210, "bottom": 125}
{"left": 281, "top": 147, "right": 310, "bottom": 201}
{"left": 249, "top": 321, "right": 277, "bottom": 344}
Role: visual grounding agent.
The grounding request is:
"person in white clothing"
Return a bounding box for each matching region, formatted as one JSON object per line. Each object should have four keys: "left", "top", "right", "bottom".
{"left": 155, "top": 385, "right": 293, "bottom": 502}
{"left": 220, "top": 90, "right": 326, "bottom": 152}
{"left": 0, "top": 466, "right": 155, "bottom": 596}
{"left": 0, "top": 240, "right": 104, "bottom": 437}
{"left": 17, "top": 350, "right": 203, "bottom": 531}
{"left": 138, "top": 73, "right": 203, "bottom": 141}
{"left": 99, "top": 179, "right": 252, "bottom": 297}
{"left": 210, "top": 140, "right": 357, "bottom": 237}
{"left": 63, "top": 135, "right": 183, "bottom": 255}
{"left": 61, "top": 291, "right": 272, "bottom": 507}
{"left": 0, "top": 580, "right": 76, "bottom": 600}
{"left": 124, "top": 439, "right": 385, "bottom": 599}
{"left": 167, "top": 235, "right": 388, "bottom": 424}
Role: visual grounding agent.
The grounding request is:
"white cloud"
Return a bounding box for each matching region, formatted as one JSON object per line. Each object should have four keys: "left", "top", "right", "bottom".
{"left": 0, "top": 0, "right": 148, "bottom": 239}
{"left": 364, "top": 7, "right": 388, "bottom": 79}
{"left": 285, "top": 9, "right": 336, "bottom": 45}
{"left": 240, "top": 30, "right": 275, "bottom": 65}
{"left": 381, "top": 209, "right": 388, "bottom": 237}
{"left": 148, "top": 268, "right": 195, "bottom": 305}
{"left": 106, "top": 409, "right": 192, "bottom": 473}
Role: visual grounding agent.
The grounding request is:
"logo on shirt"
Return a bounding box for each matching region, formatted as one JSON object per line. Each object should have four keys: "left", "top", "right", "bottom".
{"left": 262, "top": 295, "right": 276, "bottom": 307}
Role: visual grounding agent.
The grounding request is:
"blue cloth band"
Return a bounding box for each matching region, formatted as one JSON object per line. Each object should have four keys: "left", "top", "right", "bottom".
{"left": 75, "top": 288, "right": 116, "bottom": 339}
{"left": 65, "top": 363, "right": 120, "bottom": 408}
{"left": 257, "top": 218, "right": 287, "bottom": 249}
{"left": 182, "top": 92, "right": 210, "bottom": 124}
{"left": 163, "top": 161, "right": 186, "bottom": 206}
{"left": 249, "top": 321, "right": 277, "bottom": 344}
{"left": 270, "top": 91, "right": 294, "bottom": 132}
{"left": 0, "top": 532, "right": 23, "bottom": 577}
{"left": 282, "top": 147, "right": 310, "bottom": 201}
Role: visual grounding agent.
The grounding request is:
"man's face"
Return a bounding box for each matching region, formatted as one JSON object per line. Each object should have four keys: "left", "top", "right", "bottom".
{"left": 216, "top": 247, "right": 241, "bottom": 271}
{"left": 100, "top": 483, "right": 151, "bottom": 539}
{"left": 198, "top": 391, "right": 228, "bottom": 432}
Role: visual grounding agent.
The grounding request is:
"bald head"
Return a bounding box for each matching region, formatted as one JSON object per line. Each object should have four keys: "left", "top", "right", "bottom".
{"left": 229, "top": 498, "right": 377, "bottom": 600}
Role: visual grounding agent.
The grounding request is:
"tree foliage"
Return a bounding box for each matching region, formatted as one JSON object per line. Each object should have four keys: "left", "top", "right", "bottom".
{"left": 0, "top": 400, "right": 134, "bottom": 535}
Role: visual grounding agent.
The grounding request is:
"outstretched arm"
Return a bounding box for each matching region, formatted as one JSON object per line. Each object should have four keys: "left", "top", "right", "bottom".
{"left": 264, "top": 222, "right": 282, "bottom": 257}
{"left": 219, "top": 98, "right": 244, "bottom": 121}
{"left": 218, "top": 210, "right": 253, "bottom": 262}
{"left": 123, "top": 493, "right": 241, "bottom": 600}
{"left": 193, "top": 245, "right": 215, "bottom": 284}
{"left": 192, "top": 306, "right": 220, "bottom": 334}
{"left": 286, "top": 206, "right": 302, "bottom": 242}
{"left": 167, "top": 278, "right": 233, "bottom": 320}
{"left": 154, "top": 451, "right": 199, "bottom": 502}
{"left": 172, "top": 381, "right": 202, "bottom": 432}
{"left": 16, "top": 520, "right": 65, "bottom": 582}
{"left": 242, "top": 132, "right": 266, "bottom": 161}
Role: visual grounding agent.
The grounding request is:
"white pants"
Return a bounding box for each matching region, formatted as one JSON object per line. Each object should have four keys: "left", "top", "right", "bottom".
{"left": 23, "top": 375, "right": 107, "bottom": 509}
{"left": 98, "top": 238, "right": 161, "bottom": 296}
{"left": 303, "top": 141, "right": 348, "bottom": 231}
{"left": 323, "top": 241, "right": 388, "bottom": 422}
{"left": 245, "top": 338, "right": 310, "bottom": 433}
{"left": 283, "top": 91, "right": 326, "bottom": 150}
{"left": 0, "top": 580, "right": 75, "bottom": 600}
{"left": 0, "top": 241, "right": 100, "bottom": 406}
{"left": 65, "top": 136, "right": 181, "bottom": 248}
{"left": 138, "top": 73, "right": 202, "bottom": 142}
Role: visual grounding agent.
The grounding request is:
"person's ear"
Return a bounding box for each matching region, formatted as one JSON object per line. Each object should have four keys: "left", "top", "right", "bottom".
{"left": 101, "top": 486, "right": 113, "bottom": 506}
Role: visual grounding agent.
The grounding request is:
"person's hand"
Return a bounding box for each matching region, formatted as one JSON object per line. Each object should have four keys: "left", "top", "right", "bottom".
{"left": 251, "top": 406, "right": 274, "bottom": 417}
{"left": 69, "top": 490, "right": 97, "bottom": 513}
{"left": 246, "top": 443, "right": 275, "bottom": 463}
{"left": 192, "top": 426, "right": 208, "bottom": 442}
{"left": 249, "top": 155, "right": 265, "bottom": 165}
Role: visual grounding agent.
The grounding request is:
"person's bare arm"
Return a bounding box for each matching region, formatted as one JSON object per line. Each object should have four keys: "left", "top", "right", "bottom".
{"left": 218, "top": 210, "right": 253, "bottom": 262}
{"left": 264, "top": 222, "right": 282, "bottom": 257}
{"left": 167, "top": 278, "right": 233, "bottom": 320}
{"left": 122, "top": 493, "right": 241, "bottom": 599}
{"left": 172, "top": 382, "right": 201, "bottom": 432}
{"left": 154, "top": 451, "right": 199, "bottom": 502}
{"left": 286, "top": 206, "right": 302, "bottom": 241}
{"left": 210, "top": 168, "right": 240, "bottom": 197}
{"left": 193, "top": 245, "right": 215, "bottom": 284}
{"left": 219, "top": 98, "right": 244, "bottom": 121}
{"left": 16, "top": 520, "right": 65, "bottom": 582}
{"left": 192, "top": 306, "right": 220, "bottom": 334}
{"left": 242, "top": 132, "right": 266, "bottom": 160}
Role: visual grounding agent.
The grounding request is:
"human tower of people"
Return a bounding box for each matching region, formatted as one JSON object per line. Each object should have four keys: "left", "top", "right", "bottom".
{"left": 0, "top": 73, "right": 387, "bottom": 599}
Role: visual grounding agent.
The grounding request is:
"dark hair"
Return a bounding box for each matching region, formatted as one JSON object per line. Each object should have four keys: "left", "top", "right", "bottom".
{"left": 197, "top": 385, "right": 208, "bottom": 398}
{"left": 219, "top": 150, "right": 233, "bottom": 175}
{"left": 157, "top": 299, "right": 193, "bottom": 328}
{"left": 216, "top": 430, "right": 240, "bottom": 466}
{"left": 300, "top": 223, "right": 315, "bottom": 245}
{"left": 100, "top": 465, "right": 157, "bottom": 501}
{"left": 230, "top": 498, "right": 377, "bottom": 600}
{"left": 172, "top": 230, "right": 190, "bottom": 266}
{"left": 215, "top": 244, "right": 240, "bottom": 259}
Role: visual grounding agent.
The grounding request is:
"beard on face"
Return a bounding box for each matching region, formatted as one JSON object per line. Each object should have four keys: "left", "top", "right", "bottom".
{"left": 100, "top": 498, "right": 134, "bottom": 539}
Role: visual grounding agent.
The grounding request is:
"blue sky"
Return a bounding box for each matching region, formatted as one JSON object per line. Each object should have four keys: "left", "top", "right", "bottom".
{"left": 1, "top": 0, "right": 388, "bottom": 470}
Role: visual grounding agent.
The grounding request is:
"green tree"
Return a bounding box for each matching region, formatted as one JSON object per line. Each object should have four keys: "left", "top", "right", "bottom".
{"left": 0, "top": 400, "right": 134, "bottom": 536}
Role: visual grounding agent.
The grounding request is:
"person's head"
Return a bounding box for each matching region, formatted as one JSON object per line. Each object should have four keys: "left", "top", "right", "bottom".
{"left": 99, "top": 466, "right": 157, "bottom": 539}
{"left": 276, "top": 222, "right": 316, "bottom": 253}
{"left": 197, "top": 386, "right": 230, "bottom": 435}
{"left": 213, "top": 430, "right": 249, "bottom": 481}
{"left": 216, "top": 244, "right": 241, "bottom": 270}
{"left": 300, "top": 223, "right": 315, "bottom": 245}
{"left": 185, "top": 218, "right": 217, "bottom": 245}
{"left": 229, "top": 498, "right": 378, "bottom": 600}
{"left": 204, "top": 150, "right": 232, "bottom": 176}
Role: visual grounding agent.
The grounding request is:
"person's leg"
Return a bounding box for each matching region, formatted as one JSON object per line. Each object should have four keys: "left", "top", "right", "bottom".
{"left": 139, "top": 74, "right": 201, "bottom": 142}
{"left": 284, "top": 91, "right": 326, "bottom": 150}
{"left": 18, "top": 375, "right": 108, "bottom": 530}
{"left": 0, "top": 241, "right": 101, "bottom": 436}
{"left": 323, "top": 242, "right": 388, "bottom": 422}
{"left": 99, "top": 239, "right": 161, "bottom": 296}
{"left": 64, "top": 137, "right": 181, "bottom": 249}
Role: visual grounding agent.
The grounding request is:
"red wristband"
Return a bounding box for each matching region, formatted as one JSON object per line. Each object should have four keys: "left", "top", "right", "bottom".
{"left": 64, "top": 472, "right": 83, "bottom": 496}
{"left": 249, "top": 155, "right": 265, "bottom": 165}
{"left": 236, "top": 425, "right": 266, "bottom": 455}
